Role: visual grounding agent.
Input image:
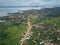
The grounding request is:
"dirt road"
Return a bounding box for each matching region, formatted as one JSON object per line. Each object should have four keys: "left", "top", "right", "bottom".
{"left": 20, "top": 19, "right": 32, "bottom": 45}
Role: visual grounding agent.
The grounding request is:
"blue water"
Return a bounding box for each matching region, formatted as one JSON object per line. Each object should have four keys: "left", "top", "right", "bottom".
{"left": 0, "top": 7, "right": 41, "bottom": 16}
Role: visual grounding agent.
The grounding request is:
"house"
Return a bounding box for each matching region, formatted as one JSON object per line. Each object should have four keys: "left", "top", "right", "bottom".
{"left": 33, "top": 22, "right": 46, "bottom": 28}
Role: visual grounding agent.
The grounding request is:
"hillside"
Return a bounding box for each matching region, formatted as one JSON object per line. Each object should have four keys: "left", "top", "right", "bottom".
{"left": 0, "top": 7, "right": 60, "bottom": 45}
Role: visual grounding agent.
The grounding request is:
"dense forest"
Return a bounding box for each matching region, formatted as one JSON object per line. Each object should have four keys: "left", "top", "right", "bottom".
{"left": 0, "top": 7, "right": 60, "bottom": 45}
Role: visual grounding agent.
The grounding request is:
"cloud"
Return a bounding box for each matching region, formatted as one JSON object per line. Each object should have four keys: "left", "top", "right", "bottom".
{"left": 25, "top": 0, "right": 60, "bottom": 7}
{"left": 0, "top": 0, "right": 7, "bottom": 2}
{"left": 27, "top": 0, "right": 59, "bottom": 5}
{"left": 0, "top": 0, "right": 13, "bottom": 3}
{"left": 0, "top": 0, "right": 60, "bottom": 7}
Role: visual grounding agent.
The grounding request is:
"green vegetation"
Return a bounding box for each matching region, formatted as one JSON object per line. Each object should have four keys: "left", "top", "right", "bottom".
{"left": 0, "top": 7, "right": 60, "bottom": 45}
{"left": 26, "top": 16, "right": 60, "bottom": 45}
{"left": 0, "top": 22, "right": 27, "bottom": 45}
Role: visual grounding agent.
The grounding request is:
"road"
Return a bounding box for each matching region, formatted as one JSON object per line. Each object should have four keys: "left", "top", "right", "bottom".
{"left": 20, "top": 19, "right": 32, "bottom": 45}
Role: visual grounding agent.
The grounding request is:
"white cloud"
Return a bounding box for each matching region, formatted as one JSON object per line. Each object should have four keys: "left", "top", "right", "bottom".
{"left": 0, "top": 0, "right": 14, "bottom": 2}
{"left": 0, "top": 0, "right": 60, "bottom": 7}
{"left": 26, "top": 0, "right": 60, "bottom": 7}
{"left": 27, "top": 0, "right": 43, "bottom": 5}
{"left": 0, "top": 0, "right": 7, "bottom": 2}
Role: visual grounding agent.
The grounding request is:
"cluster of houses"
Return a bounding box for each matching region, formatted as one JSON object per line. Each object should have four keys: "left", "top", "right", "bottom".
{"left": 0, "top": 12, "right": 28, "bottom": 24}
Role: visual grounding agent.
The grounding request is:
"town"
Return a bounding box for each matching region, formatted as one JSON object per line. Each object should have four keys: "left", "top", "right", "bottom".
{"left": 0, "top": 7, "right": 60, "bottom": 45}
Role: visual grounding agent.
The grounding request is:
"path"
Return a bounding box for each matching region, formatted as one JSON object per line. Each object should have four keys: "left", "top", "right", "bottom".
{"left": 19, "top": 19, "right": 32, "bottom": 45}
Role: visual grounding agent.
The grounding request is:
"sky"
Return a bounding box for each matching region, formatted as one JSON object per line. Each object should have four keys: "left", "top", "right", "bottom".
{"left": 0, "top": 0, "right": 60, "bottom": 7}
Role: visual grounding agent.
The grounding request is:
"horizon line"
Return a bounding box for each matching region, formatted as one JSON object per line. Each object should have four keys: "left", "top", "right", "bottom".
{"left": 0, "top": 6, "right": 60, "bottom": 8}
